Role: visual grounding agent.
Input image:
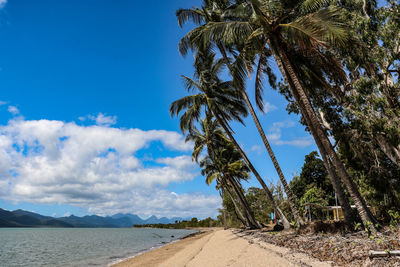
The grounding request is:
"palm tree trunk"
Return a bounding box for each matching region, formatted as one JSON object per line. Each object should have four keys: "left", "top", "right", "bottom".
{"left": 212, "top": 110, "right": 291, "bottom": 229}
{"left": 216, "top": 42, "right": 292, "bottom": 229}
{"left": 240, "top": 90, "right": 305, "bottom": 227}
{"left": 269, "top": 47, "right": 355, "bottom": 228}
{"left": 271, "top": 36, "right": 377, "bottom": 232}
{"left": 226, "top": 175, "right": 261, "bottom": 228}
{"left": 206, "top": 131, "right": 259, "bottom": 229}
{"left": 221, "top": 181, "right": 248, "bottom": 227}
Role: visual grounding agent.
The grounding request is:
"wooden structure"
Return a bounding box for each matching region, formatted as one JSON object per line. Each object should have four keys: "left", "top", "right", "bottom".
{"left": 302, "top": 203, "right": 357, "bottom": 222}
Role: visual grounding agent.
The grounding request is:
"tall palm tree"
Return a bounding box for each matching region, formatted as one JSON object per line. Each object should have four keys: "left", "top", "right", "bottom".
{"left": 177, "top": 0, "right": 305, "bottom": 227}
{"left": 186, "top": 116, "right": 260, "bottom": 228}
{"left": 178, "top": 0, "right": 377, "bottom": 230}
{"left": 250, "top": 0, "right": 377, "bottom": 229}
{"left": 277, "top": 48, "right": 356, "bottom": 228}
{"left": 170, "top": 49, "right": 291, "bottom": 228}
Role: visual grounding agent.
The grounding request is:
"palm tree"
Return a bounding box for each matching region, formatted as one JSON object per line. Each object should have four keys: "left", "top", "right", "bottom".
{"left": 277, "top": 48, "right": 356, "bottom": 228}
{"left": 186, "top": 116, "right": 260, "bottom": 228}
{"left": 199, "top": 135, "right": 261, "bottom": 229}
{"left": 178, "top": 0, "right": 377, "bottom": 230}
{"left": 170, "top": 49, "right": 291, "bottom": 229}
{"left": 177, "top": 0, "right": 304, "bottom": 227}
{"left": 218, "top": 180, "right": 248, "bottom": 227}
{"left": 250, "top": 0, "right": 377, "bottom": 230}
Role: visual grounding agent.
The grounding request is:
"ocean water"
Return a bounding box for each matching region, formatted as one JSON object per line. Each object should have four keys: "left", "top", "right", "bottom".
{"left": 0, "top": 228, "right": 196, "bottom": 267}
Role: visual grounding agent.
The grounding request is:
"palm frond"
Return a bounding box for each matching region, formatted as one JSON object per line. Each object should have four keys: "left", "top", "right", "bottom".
{"left": 206, "top": 172, "right": 220, "bottom": 185}
{"left": 222, "top": 2, "right": 251, "bottom": 21}
{"left": 299, "top": 0, "right": 333, "bottom": 13}
{"left": 178, "top": 26, "right": 205, "bottom": 56}
{"left": 203, "top": 21, "right": 253, "bottom": 47}
{"left": 181, "top": 75, "right": 202, "bottom": 92}
{"left": 176, "top": 8, "right": 205, "bottom": 28}
{"left": 230, "top": 53, "right": 250, "bottom": 90}
{"left": 280, "top": 7, "right": 349, "bottom": 49}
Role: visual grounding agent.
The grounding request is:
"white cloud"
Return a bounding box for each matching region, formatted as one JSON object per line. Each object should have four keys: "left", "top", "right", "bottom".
{"left": 0, "top": 0, "right": 6, "bottom": 9}
{"left": 262, "top": 102, "right": 278, "bottom": 114}
{"left": 80, "top": 113, "right": 117, "bottom": 126}
{"left": 0, "top": 118, "right": 220, "bottom": 218}
{"left": 273, "top": 137, "right": 313, "bottom": 147}
{"left": 7, "top": 106, "right": 19, "bottom": 115}
{"left": 267, "top": 120, "right": 313, "bottom": 148}
{"left": 156, "top": 155, "right": 195, "bottom": 170}
{"left": 0, "top": 101, "right": 7, "bottom": 106}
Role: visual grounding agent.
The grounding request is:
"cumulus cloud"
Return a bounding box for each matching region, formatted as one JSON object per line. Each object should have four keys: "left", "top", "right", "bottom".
{"left": 267, "top": 120, "right": 313, "bottom": 148}
{"left": 0, "top": 118, "right": 220, "bottom": 218}
{"left": 7, "top": 106, "right": 19, "bottom": 115}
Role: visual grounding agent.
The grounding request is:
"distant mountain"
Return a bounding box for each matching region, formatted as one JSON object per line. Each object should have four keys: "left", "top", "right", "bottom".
{"left": 12, "top": 209, "right": 54, "bottom": 221}
{"left": 0, "top": 208, "right": 189, "bottom": 228}
{"left": 0, "top": 208, "right": 74, "bottom": 228}
{"left": 110, "top": 213, "right": 188, "bottom": 226}
{"left": 143, "top": 215, "right": 159, "bottom": 224}
{"left": 111, "top": 213, "right": 143, "bottom": 225}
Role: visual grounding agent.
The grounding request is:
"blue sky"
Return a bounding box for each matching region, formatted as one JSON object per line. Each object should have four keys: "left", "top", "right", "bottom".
{"left": 0, "top": 0, "right": 318, "bottom": 219}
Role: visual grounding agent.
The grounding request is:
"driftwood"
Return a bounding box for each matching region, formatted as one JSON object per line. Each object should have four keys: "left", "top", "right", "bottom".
{"left": 369, "top": 250, "right": 400, "bottom": 258}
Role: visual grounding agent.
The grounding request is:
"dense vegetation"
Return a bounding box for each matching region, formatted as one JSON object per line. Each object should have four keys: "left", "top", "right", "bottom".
{"left": 133, "top": 217, "right": 221, "bottom": 229}
{"left": 171, "top": 0, "right": 399, "bottom": 233}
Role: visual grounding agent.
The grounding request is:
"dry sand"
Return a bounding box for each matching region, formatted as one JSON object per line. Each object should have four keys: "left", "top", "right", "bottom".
{"left": 112, "top": 228, "right": 332, "bottom": 267}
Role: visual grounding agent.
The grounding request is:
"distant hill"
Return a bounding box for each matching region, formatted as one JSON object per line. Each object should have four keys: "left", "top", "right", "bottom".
{"left": 0, "top": 208, "right": 188, "bottom": 228}
{"left": 111, "top": 213, "right": 143, "bottom": 225}
{"left": 0, "top": 208, "right": 74, "bottom": 228}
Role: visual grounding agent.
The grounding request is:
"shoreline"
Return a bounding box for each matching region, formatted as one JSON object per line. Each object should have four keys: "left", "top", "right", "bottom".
{"left": 109, "top": 228, "right": 210, "bottom": 267}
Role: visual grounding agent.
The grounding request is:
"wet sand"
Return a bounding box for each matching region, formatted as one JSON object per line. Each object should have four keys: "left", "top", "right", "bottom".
{"left": 112, "top": 229, "right": 213, "bottom": 267}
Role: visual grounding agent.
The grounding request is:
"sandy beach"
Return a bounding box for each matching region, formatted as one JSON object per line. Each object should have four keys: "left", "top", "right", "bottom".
{"left": 112, "top": 228, "right": 332, "bottom": 267}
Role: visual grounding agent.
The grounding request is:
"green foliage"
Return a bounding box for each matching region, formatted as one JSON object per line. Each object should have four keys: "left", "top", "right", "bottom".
{"left": 246, "top": 187, "right": 272, "bottom": 223}
{"left": 388, "top": 209, "right": 400, "bottom": 227}
{"left": 290, "top": 151, "right": 335, "bottom": 220}
{"left": 300, "top": 184, "right": 329, "bottom": 219}
{"left": 354, "top": 222, "right": 362, "bottom": 231}
{"left": 221, "top": 193, "right": 242, "bottom": 228}
{"left": 300, "top": 185, "right": 328, "bottom": 206}
{"left": 133, "top": 217, "right": 221, "bottom": 229}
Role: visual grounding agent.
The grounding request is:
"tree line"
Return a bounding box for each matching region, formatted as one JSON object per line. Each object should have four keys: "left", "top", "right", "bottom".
{"left": 170, "top": 0, "right": 399, "bottom": 233}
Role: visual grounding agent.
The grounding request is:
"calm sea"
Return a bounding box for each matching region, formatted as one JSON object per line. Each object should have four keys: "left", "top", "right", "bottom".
{"left": 0, "top": 228, "right": 196, "bottom": 267}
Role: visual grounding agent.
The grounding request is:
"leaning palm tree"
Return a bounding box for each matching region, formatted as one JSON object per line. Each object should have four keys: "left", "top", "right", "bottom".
{"left": 170, "top": 49, "right": 291, "bottom": 228}
{"left": 176, "top": 0, "right": 304, "bottom": 227}
{"left": 186, "top": 116, "right": 260, "bottom": 228}
{"left": 199, "top": 135, "right": 261, "bottom": 229}
{"left": 218, "top": 180, "right": 248, "bottom": 227}
{"left": 244, "top": 0, "right": 377, "bottom": 230}
{"left": 178, "top": 0, "right": 377, "bottom": 231}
